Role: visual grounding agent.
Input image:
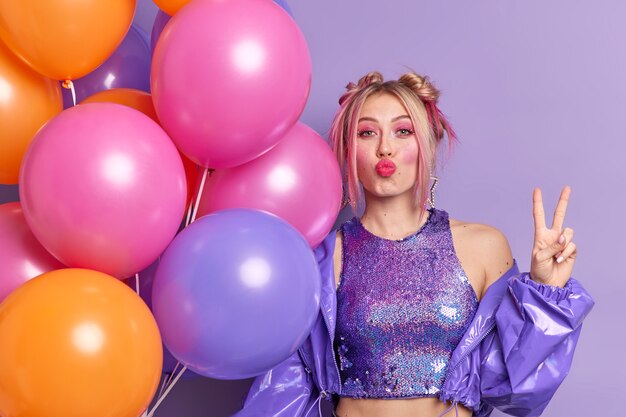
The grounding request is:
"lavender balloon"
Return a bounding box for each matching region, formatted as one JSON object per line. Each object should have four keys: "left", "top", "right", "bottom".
{"left": 150, "top": 11, "right": 170, "bottom": 57}
{"left": 152, "top": 208, "right": 321, "bottom": 379}
{"left": 273, "top": 0, "right": 292, "bottom": 15}
{"left": 127, "top": 260, "right": 199, "bottom": 378}
{"left": 62, "top": 25, "right": 151, "bottom": 107}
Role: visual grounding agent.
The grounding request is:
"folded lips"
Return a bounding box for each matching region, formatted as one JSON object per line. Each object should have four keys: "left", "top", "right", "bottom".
{"left": 375, "top": 159, "right": 396, "bottom": 176}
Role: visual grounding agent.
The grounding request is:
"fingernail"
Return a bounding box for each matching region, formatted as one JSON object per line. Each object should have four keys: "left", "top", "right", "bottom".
{"left": 557, "top": 256, "right": 564, "bottom": 263}
{"left": 558, "top": 235, "right": 565, "bottom": 244}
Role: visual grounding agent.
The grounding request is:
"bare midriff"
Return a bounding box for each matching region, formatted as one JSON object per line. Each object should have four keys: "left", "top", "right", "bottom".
{"left": 335, "top": 397, "right": 473, "bottom": 417}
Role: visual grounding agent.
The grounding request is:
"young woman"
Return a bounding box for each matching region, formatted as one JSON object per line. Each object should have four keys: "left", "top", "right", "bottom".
{"left": 233, "top": 72, "right": 594, "bottom": 417}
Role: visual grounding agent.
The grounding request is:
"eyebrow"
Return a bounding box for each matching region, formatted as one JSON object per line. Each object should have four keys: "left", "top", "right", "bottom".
{"left": 358, "top": 115, "right": 411, "bottom": 123}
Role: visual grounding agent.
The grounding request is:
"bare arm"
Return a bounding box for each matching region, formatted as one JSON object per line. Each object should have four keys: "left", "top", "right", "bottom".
{"left": 451, "top": 220, "right": 514, "bottom": 300}
{"left": 479, "top": 225, "right": 515, "bottom": 299}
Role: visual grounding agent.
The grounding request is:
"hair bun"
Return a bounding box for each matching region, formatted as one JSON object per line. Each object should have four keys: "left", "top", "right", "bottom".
{"left": 398, "top": 73, "right": 440, "bottom": 103}
{"left": 339, "top": 71, "right": 384, "bottom": 105}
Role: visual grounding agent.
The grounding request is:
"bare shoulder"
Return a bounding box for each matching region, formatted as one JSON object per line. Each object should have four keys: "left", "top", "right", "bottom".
{"left": 333, "top": 230, "right": 343, "bottom": 289}
{"left": 449, "top": 218, "right": 514, "bottom": 298}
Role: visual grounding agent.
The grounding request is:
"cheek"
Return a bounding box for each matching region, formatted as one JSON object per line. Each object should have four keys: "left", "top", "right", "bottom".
{"left": 400, "top": 145, "right": 419, "bottom": 165}
{"left": 356, "top": 150, "right": 367, "bottom": 166}
{"left": 355, "top": 145, "right": 371, "bottom": 168}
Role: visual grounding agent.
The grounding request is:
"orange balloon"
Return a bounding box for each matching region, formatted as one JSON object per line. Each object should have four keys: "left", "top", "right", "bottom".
{"left": 0, "top": 269, "right": 162, "bottom": 417}
{"left": 0, "top": 0, "right": 136, "bottom": 80}
{"left": 83, "top": 88, "right": 199, "bottom": 213}
{"left": 154, "top": 0, "right": 191, "bottom": 16}
{"left": 0, "top": 41, "right": 62, "bottom": 184}
{"left": 82, "top": 88, "right": 159, "bottom": 121}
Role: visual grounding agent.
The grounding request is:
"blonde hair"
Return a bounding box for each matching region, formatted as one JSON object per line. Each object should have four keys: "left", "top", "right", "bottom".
{"left": 329, "top": 71, "right": 457, "bottom": 216}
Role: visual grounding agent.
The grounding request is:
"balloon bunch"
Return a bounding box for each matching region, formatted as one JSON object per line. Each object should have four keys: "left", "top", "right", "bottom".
{"left": 0, "top": 0, "right": 342, "bottom": 415}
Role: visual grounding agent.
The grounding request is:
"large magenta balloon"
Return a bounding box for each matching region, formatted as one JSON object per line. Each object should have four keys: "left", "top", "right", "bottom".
{"left": 198, "top": 122, "right": 342, "bottom": 247}
{"left": 19, "top": 103, "right": 187, "bottom": 278}
{"left": 149, "top": 0, "right": 293, "bottom": 57}
{"left": 0, "top": 202, "right": 64, "bottom": 302}
{"left": 152, "top": 209, "right": 321, "bottom": 379}
{"left": 151, "top": 0, "right": 312, "bottom": 168}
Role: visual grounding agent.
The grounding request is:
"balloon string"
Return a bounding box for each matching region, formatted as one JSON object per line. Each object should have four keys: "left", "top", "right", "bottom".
{"left": 155, "top": 375, "right": 168, "bottom": 404}
{"left": 146, "top": 365, "right": 187, "bottom": 417}
{"left": 134, "top": 273, "right": 140, "bottom": 297}
{"left": 189, "top": 167, "right": 209, "bottom": 224}
{"left": 159, "top": 361, "right": 181, "bottom": 398}
{"left": 184, "top": 196, "right": 194, "bottom": 227}
{"left": 61, "top": 79, "right": 76, "bottom": 106}
{"left": 184, "top": 164, "right": 203, "bottom": 228}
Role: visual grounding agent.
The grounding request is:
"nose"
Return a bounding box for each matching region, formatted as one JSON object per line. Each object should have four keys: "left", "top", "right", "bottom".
{"left": 377, "top": 134, "right": 392, "bottom": 158}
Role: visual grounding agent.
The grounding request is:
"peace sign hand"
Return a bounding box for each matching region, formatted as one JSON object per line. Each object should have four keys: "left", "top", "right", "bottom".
{"left": 530, "top": 186, "right": 577, "bottom": 288}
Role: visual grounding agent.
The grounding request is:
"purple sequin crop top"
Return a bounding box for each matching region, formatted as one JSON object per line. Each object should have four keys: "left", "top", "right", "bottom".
{"left": 334, "top": 208, "right": 478, "bottom": 399}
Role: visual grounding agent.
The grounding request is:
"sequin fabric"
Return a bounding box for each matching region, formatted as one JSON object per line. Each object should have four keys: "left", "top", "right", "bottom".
{"left": 335, "top": 208, "right": 479, "bottom": 399}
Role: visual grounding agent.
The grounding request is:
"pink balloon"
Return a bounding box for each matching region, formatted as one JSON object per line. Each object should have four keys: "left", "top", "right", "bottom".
{"left": 0, "top": 202, "right": 65, "bottom": 302}
{"left": 19, "top": 103, "right": 187, "bottom": 278}
{"left": 197, "top": 122, "right": 342, "bottom": 247}
{"left": 151, "top": 0, "right": 312, "bottom": 169}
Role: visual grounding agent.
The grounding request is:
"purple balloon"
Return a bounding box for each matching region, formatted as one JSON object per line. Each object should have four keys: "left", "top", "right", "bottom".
{"left": 62, "top": 25, "right": 151, "bottom": 108}
{"left": 150, "top": 11, "right": 171, "bottom": 57}
{"left": 126, "top": 261, "right": 199, "bottom": 379}
{"left": 152, "top": 209, "right": 321, "bottom": 380}
{"left": 273, "top": 0, "right": 293, "bottom": 15}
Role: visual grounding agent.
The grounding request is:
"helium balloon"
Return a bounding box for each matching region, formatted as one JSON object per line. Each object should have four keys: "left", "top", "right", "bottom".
{"left": 0, "top": 40, "right": 62, "bottom": 184}
{"left": 0, "top": 202, "right": 64, "bottom": 302}
{"left": 152, "top": 209, "right": 321, "bottom": 379}
{"left": 153, "top": 0, "right": 188, "bottom": 16}
{"left": 154, "top": 0, "right": 293, "bottom": 17}
{"left": 82, "top": 88, "right": 199, "bottom": 217}
{"left": 0, "top": 0, "right": 135, "bottom": 80}
{"left": 19, "top": 103, "right": 186, "bottom": 278}
{"left": 151, "top": 0, "right": 311, "bottom": 168}
{"left": 81, "top": 88, "right": 158, "bottom": 120}
{"left": 125, "top": 261, "right": 199, "bottom": 378}
{"left": 150, "top": 0, "right": 292, "bottom": 56}
{"left": 198, "top": 122, "right": 342, "bottom": 247}
{"left": 61, "top": 25, "right": 151, "bottom": 108}
{"left": 0, "top": 268, "right": 162, "bottom": 417}
{"left": 150, "top": 10, "right": 171, "bottom": 56}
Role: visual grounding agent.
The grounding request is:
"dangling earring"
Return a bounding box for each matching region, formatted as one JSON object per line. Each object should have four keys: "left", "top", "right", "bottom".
{"left": 427, "top": 175, "right": 439, "bottom": 208}
{"left": 341, "top": 190, "right": 351, "bottom": 208}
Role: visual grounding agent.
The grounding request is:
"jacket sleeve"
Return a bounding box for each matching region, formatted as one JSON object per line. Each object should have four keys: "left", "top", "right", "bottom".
{"left": 230, "top": 350, "right": 319, "bottom": 417}
{"left": 478, "top": 273, "right": 595, "bottom": 417}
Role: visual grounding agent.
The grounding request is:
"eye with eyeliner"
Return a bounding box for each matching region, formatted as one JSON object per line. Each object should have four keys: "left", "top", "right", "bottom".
{"left": 396, "top": 128, "right": 414, "bottom": 136}
{"left": 357, "top": 127, "right": 377, "bottom": 138}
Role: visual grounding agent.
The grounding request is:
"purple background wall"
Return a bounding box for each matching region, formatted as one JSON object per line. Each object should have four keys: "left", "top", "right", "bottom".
{"left": 1, "top": 0, "right": 622, "bottom": 416}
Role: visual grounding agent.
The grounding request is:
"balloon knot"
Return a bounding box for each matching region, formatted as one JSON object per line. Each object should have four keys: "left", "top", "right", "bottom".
{"left": 62, "top": 80, "right": 73, "bottom": 89}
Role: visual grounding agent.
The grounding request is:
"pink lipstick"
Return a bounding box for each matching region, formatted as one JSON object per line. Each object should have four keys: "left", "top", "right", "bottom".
{"left": 375, "top": 159, "right": 396, "bottom": 177}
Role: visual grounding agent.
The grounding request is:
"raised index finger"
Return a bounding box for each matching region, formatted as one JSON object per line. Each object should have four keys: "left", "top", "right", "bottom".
{"left": 551, "top": 186, "right": 571, "bottom": 231}
{"left": 533, "top": 188, "right": 546, "bottom": 232}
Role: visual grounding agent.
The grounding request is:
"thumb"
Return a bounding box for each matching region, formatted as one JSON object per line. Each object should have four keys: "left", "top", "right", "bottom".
{"left": 536, "top": 234, "right": 566, "bottom": 262}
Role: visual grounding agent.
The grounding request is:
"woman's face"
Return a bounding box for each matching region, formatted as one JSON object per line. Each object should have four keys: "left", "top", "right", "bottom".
{"left": 355, "top": 92, "right": 419, "bottom": 199}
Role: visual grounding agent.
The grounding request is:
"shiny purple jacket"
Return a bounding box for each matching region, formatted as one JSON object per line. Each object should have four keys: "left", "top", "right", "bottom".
{"left": 233, "top": 231, "right": 594, "bottom": 417}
